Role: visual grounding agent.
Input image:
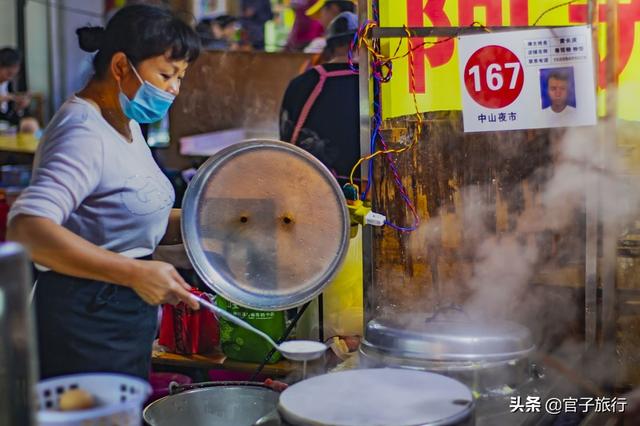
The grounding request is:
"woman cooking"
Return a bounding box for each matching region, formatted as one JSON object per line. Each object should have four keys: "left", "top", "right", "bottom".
{"left": 7, "top": 4, "right": 201, "bottom": 380}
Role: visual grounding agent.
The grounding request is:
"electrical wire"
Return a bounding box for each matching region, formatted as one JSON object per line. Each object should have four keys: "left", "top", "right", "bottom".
{"left": 345, "top": 20, "right": 493, "bottom": 233}
{"left": 348, "top": 21, "right": 461, "bottom": 233}
{"left": 344, "top": 2, "right": 582, "bottom": 232}
{"left": 533, "top": 0, "right": 581, "bottom": 27}
{"left": 347, "top": 23, "right": 423, "bottom": 232}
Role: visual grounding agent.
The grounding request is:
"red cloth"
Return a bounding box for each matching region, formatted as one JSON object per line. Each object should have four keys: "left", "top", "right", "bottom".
{"left": 286, "top": 0, "right": 325, "bottom": 51}
{"left": 159, "top": 289, "right": 219, "bottom": 355}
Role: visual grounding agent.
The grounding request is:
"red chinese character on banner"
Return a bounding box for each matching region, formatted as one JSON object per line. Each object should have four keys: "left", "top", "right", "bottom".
{"left": 407, "top": 0, "right": 454, "bottom": 93}
{"left": 569, "top": 1, "right": 640, "bottom": 88}
{"left": 407, "top": 0, "right": 529, "bottom": 94}
{"left": 460, "top": 0, "right": 529, "bottom": 26}
{"left": 459, "top": 0, "right": 503, "bottom": 26}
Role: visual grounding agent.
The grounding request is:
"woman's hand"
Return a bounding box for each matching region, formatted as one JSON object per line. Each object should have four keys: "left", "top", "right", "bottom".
{"left": 129, "top": 259, "right": 199, "bottom": 309}
{"left": 8, "top": 216, "right": 200, "bottom": 309}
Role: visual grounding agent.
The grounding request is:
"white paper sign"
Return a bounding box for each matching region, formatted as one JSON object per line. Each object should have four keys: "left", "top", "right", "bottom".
{"left": 458, "top": 26, "right": 597, "bottom": 133}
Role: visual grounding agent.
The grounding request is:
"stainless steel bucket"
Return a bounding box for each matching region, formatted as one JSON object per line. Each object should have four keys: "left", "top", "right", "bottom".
{"left": 143, "top": 384, "right": 279, "bottom": 426}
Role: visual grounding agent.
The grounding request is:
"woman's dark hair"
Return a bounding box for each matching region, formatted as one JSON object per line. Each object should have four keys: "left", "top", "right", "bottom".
{"left": 0, "top": 48, "right": 22, "bottom": 68}
{"left": 76, "top": 4, "right": 201, "bottom": 79}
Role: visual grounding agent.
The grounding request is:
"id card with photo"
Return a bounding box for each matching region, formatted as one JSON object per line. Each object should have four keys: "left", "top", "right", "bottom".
{"left": 458, "top": 26, "right": 597, "bottom": 133}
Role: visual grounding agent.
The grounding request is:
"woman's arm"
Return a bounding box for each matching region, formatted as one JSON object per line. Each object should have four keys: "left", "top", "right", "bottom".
{"left": 160, "top": 208, "right": 182, "bottom": 245}
{"left": 8, "top": 214, "right": 199, "bottom": 309}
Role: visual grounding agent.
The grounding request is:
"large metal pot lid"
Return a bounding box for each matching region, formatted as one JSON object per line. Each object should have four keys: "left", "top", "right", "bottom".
{"left": 279, "top": 368, "right": 474, "bottom": 426}
{"left": 182, "top": 140, "right": 350, "bottom": 311}
{"left": 361, "top": 313, "right": 534, "bottom": 362}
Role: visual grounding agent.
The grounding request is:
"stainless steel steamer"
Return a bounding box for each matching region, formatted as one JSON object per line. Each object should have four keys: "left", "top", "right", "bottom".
{"left": 359, "top": 314, "right": 535, "bottom": 394}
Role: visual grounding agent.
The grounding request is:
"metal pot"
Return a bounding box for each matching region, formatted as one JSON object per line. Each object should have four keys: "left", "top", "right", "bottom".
{"left": 143, "top": 383, "right": 279, "bottom": 426}
{"left": 359, "top": 313, "right": 535, "bottom": 394}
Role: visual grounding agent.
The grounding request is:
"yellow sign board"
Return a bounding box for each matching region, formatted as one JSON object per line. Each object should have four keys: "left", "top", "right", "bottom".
{"left": 379, "top": 0, "right": 639, "bottom": 121}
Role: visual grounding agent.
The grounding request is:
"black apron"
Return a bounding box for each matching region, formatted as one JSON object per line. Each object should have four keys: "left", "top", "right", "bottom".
{"left": 35, "top": 257, "right": 158, "bottom": 380}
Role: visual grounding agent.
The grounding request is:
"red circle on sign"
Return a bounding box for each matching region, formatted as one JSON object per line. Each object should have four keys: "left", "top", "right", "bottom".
{"left": 464, "top": 45, "right": 524, "bottom": 109}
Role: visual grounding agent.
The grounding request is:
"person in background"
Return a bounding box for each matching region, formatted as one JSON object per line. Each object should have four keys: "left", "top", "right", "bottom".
{"left": 285, "top": 0, "right": 325, "bottom": 52}
{"left": 240, "top": 0, "right": 274, "bottom": 50}
{"left": 196, "top": 18, "right": 215, "bottom": 47}
{"left": 0, "top": 47, "right": 39, "bottom": 133}
{"left": 200, "top": 15, "right": 240, "bottom": 50}
{"left": 280, "top": 12, "right": 360, "bottom": 185}
{"left": 304, "top": 0, "right": 356, "bottom": 54}
{"left": 7, "top": 4, "right": 201, "bottom": 380}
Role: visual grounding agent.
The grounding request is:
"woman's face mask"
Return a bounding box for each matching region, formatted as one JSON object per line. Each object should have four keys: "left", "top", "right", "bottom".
{"left": 118, "top": 61, "right": 176, "bottom": 124}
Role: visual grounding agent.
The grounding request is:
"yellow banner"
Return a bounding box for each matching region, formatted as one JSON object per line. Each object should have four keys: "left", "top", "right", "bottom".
{"left": 379, "top": 0, "right": 639, "bottom": 121}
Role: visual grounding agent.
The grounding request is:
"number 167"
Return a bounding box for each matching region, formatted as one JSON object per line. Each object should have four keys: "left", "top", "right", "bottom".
{"left": 468, "top": 62, "right": 521, "bottom": 92}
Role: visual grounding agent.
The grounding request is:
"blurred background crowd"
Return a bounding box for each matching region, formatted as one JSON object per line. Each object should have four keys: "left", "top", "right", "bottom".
{"left": 193, "top": 0, "right": 357, "bottom": 53}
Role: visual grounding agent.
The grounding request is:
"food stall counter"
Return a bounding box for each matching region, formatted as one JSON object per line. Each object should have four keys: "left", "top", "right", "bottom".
{"left": 151, "top": 349, "right": 294, "bottom": 377}
{"left": 0, "top": 134, "right": 39, "bottom": 154}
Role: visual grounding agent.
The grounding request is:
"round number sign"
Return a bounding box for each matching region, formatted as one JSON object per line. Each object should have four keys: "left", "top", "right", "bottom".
{"left": 464, "top": 45, "right": 524, "bottom": 109}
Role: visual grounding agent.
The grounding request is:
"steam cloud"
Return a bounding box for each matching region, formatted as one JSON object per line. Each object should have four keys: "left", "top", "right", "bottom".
{"left": 394, "top": 120, "right": 640, "bottom": 383}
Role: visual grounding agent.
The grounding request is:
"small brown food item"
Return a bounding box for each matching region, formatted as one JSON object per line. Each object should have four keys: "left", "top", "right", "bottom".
{"left": 58, "top": 389, "right": 96, "bottom": 411}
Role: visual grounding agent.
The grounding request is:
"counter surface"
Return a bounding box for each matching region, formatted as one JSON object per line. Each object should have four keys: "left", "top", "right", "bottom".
{"left": 152, "top": 349, "right": 294, "bottom": 377}
{"left": 0, "top": 134, "right": 38, "bottom": 154}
